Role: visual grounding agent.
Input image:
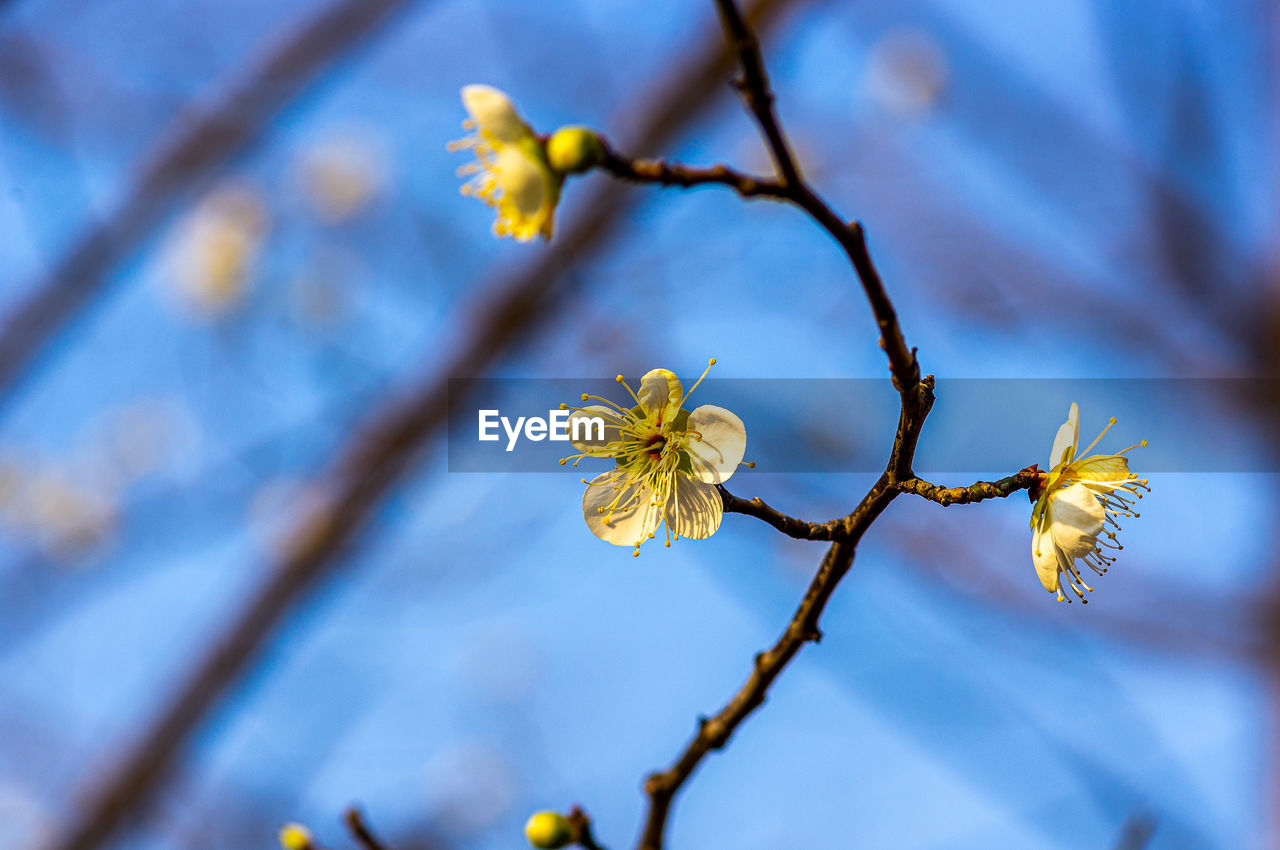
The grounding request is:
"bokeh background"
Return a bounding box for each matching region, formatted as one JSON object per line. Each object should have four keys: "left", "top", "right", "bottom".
{"left": 0, "top": 0, "right": 1275, "bottom": 848}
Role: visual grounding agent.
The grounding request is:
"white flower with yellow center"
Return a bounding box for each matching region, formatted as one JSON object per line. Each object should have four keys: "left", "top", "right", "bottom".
{"left": 561, "top": 361, "right": 749, "bottom": 555}
{"left": 448, "top": 85, "right": 560, "bottom": 242}
{"left": 1030, "top": 402, "right": 1150, "bottom": 603}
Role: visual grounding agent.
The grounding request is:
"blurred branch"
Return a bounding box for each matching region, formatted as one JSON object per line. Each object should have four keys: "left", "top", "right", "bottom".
{"left": 0, "top": 0, "right": 417, "bottom": 411}
{"left": 344, "top": 807, "right": 389, "bottom": 850}
{"left": 40, "top": 2, "right": 804, "bottom": 850}
{"left": 567, "top": 806, "right": 608, "bottom": 850}
{"left": 1111, "top": 811, "right": 1157, "bottom": 850}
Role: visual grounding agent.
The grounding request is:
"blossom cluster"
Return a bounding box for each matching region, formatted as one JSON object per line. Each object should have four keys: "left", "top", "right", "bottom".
{"left": 448, "top": 86, "right": 1151, "bottom": 603}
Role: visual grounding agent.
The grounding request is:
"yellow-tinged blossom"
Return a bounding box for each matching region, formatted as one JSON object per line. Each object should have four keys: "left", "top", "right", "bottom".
{"left": 1030, "top": 402, "right": 1149, "bottom": 603}
{"left": 449, "top": 85, "right": 560, "bottom": 242}
{"left": 562, "top": 361, "right": 750, "bottom": 555}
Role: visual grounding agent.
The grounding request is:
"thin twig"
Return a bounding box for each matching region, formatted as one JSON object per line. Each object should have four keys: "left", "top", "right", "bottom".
{"left": 344, "top": 807, "right": 390, "bottom": 850}
{"left": 599, "top": 149, "right": 786, "bottom": 198}
{"left": 39, "top": 4, "right": 803, "bottom": 850}
{"left": 720, "top": 466, "right": 1039, "bottom": 540}
{"left": 605, "top": 3, "right": 918, "bottom": 398}
{"left": 636, "top": 377, "right": 935, "bottom": 850}
{"left": 718, "top": 487, "right": 845, "bottom": 541}
{"left": 710, "top": 0, "right": 802, "bottom": 186}
{"left": 567, "top": 806, "right": 609, "bottom": 850}
{"left": 894, "top": 467, "right": 1042, "bottom": 506}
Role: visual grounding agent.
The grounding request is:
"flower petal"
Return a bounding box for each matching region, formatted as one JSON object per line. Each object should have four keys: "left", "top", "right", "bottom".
{"left": 1069, "top": 454, "right": 1131, "bottom": 485}
{"left": 495, "top": 146, "right": 549, "bottom": 219}
{"left": 1047, "top": 482, "right": 1104, "bottom": 558}
{"left": 665, "top": 476, "right": 722, "bottom": 540}
{"left": 685, "top": 404, "right": 746, "bottom": 484}
{"left": 637, "top": 369, "right": 682, "bottom": 421}
{"left": 1031, "top": 518, "right": 1059, "bottom": 593}
{"left": 582, "top": 472, "right": 661, "bottom": 546}
{"left": 1049, "top": 402, "right": 1079, "bottom": 468}
{"left": 460, "top": 85, "right": 530, "bottom": 143}
{"left": 569, "top": 405, "right": 624, "bottom": 454}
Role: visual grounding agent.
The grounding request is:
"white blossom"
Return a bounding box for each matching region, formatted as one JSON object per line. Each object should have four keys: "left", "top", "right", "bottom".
{"left": 562, "top": 362, "right": 748, "bottom": 554}
{"left": 449, "top": 85, "right": 560, "bottom": 241}
{"left": 1030, "top": 402, "right": 1149, "bottom": 603}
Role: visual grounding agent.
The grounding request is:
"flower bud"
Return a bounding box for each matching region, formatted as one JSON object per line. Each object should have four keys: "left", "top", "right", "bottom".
{"left": 278, "top": 823, "right": 314, "bottom": 850}
{"left": 546, "top": 127, "right": 605, "bottom": 175}
{"left": 524, "top": 811, "right": 573, "bottom": 848}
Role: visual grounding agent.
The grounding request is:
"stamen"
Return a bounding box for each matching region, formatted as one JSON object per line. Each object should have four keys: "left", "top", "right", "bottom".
{"left": 677, "top": 358, "right": 716, "bottom": 408}
{"left": 581, "top": 394, "right": 633, "bottom": 417}
{"left": 1077, "top": 416, "right": 1117, "bottom": 459}
{"left": 616, "top": 375, "right": 644, "bottom": 408}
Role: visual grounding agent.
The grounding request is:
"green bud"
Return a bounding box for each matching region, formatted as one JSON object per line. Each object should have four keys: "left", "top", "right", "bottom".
{"left": 524, "top": 811, "right": 573, "bottom": 848}
{"left": 546, "top": 126, "right": 605, "bottom": 175}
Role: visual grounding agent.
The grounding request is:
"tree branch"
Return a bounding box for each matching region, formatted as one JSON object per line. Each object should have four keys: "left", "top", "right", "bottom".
{"left": 567, "top": 806, "right": 609, "bottom": 850}
{"left": 721, "top": 464, "right": 1039, "bottom": 541}
{"left": 600, "top": 149, "right": 787, "bottom": 198}
{"left": 604, "top": 2, "right": 918, "bottom": 397}
{"left": 625, "top": 2, "right": 940, "bottom": 846}
{"left": 718, "top": 486, "right": 845, "bottom": 541}
{"left": 710, "top": 0, "right": 802, "bottom": 186}
{"left": 637, "top": 378, "right": 935, "bottom": 850}
{"left": 894, "top": 466, "right": 1043, "bottom": 506}
{"left": 344, "top": 807, "right": 390, "bottom": 850}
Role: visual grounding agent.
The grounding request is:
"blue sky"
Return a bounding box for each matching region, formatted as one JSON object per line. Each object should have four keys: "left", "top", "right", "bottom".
{"left": 0, "top": 0, "right": 1274, "bottom": 848}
